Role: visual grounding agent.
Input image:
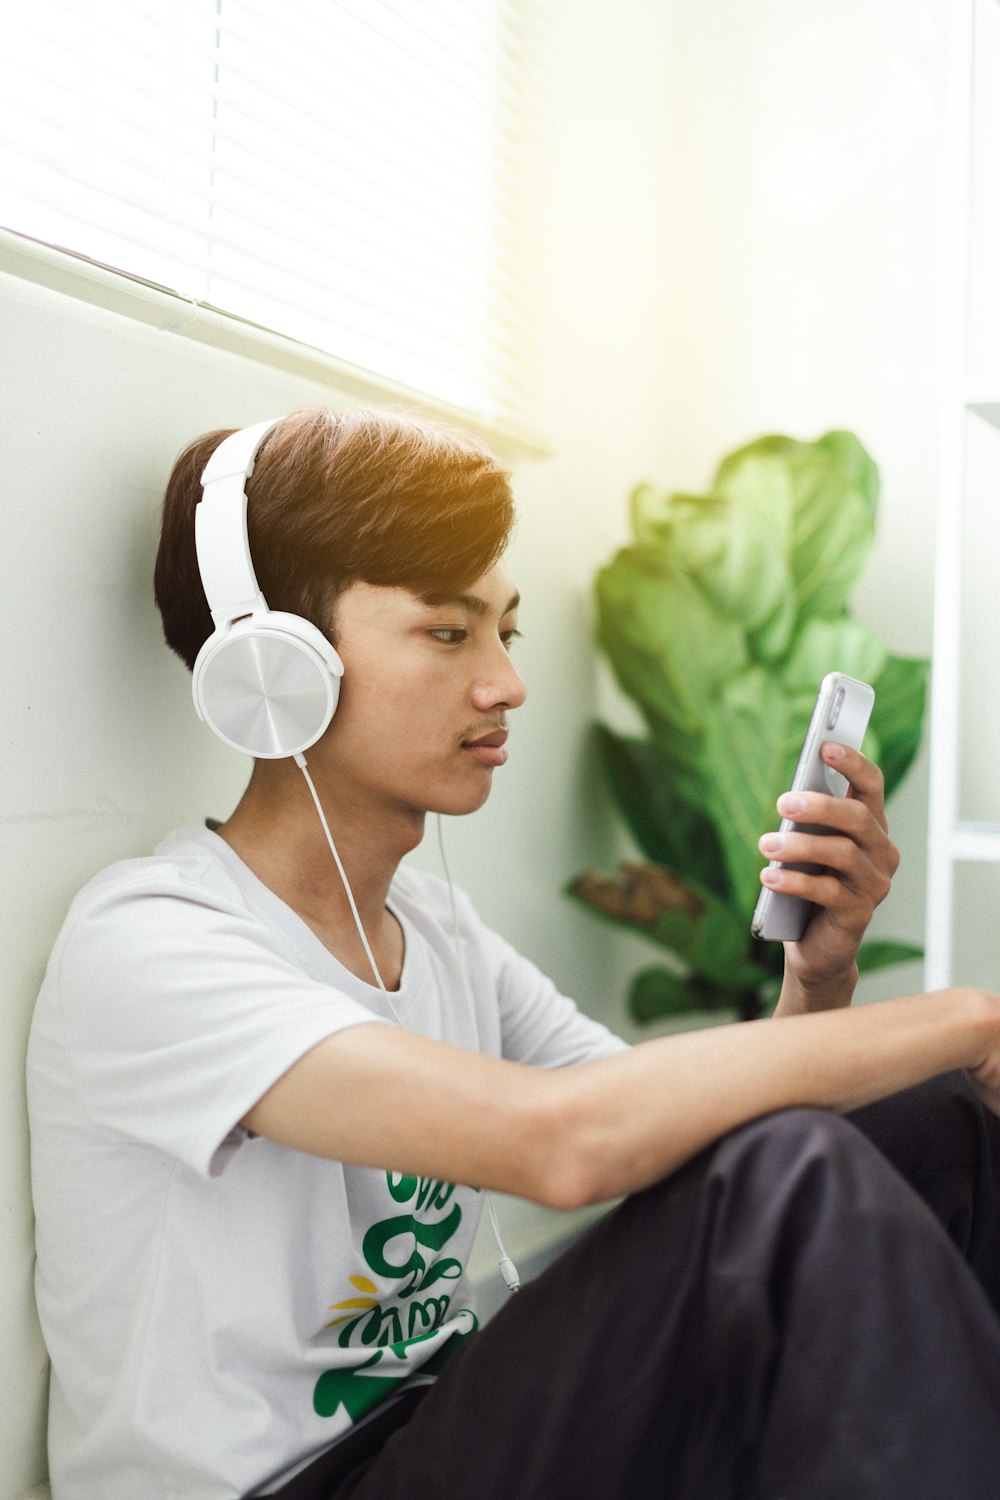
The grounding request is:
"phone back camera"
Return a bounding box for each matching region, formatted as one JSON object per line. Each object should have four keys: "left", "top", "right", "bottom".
{"left": 826, "top": 686, "right": 845, "bottom": 731}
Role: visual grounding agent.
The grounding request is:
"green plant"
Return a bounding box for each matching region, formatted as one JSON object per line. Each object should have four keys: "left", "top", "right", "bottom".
{"left": 567, "top": 431, "right": 927, "bottom": 1023}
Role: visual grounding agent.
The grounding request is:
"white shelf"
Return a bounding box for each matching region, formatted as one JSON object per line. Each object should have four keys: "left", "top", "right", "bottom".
{"left": 967, "top": 398, "right": 1000, "bottom": 429}
{"left": 924, "top": 0, "right": 997, "bottom": 989}
{"left": 949, "top": 822, "right": 1000, "bottom": 861}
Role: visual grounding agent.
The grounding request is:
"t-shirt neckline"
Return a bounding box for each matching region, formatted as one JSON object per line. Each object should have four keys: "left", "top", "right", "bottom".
{"left": 190, "top": 822, "right": 417, "bottom": 1003}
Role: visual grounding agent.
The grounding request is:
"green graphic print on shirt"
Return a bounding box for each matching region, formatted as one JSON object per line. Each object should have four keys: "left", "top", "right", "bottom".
{"left": 313, "top": 1172, "right": 479, "bottom": 1423}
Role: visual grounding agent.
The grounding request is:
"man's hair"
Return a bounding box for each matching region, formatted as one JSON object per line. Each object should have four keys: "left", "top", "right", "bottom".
{"left": 154, "top": 407, "right": 515, "bottom": 671}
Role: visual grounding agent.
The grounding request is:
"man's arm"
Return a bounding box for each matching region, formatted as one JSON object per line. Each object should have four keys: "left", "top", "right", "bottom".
{"left": 241, "top": 986, "right": 1000, "bottom": 1211}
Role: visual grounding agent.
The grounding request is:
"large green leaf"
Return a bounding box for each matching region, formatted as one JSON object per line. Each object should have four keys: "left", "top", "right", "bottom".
{"left": 749, "top": 589, "right": 801, "bottom": 665}
{"left": 869, "top": 654, "right": 929, "bottom": 796}
{"left": 629, "top": 967, "right": 731, "bottom": 1021}
{"left": 783, "top": 616, "right": 888, "bottom": 696}
{"left": 815, "top": 430, "right": 881, "bottom": 514}
{"left": 636, "top": 487, "right": 795, "bottom": 640}
{"left": 713, "top": 441, "right": 796, "bottom": 563}
{"left": 856, "top": 939, "right": 924, "bottom": 975}
{"left": 652, "top": 905, "right": 767, "bottom": 989}
{"left": 714, "top": 432, "right": 877, "bottom": 626}
{"left": 700, "top": 668, "right": 803, "bottom": 917}
{"left": 594, "top": 725, "right": 730, "bottom": 899}
{"left": 632, "top": 486, "right": 797, "bottom": 663}
{"left": 596, "top": 543, "right": 746, "bottom": 746}
{"left": 628, "top": 967, "right": 768, "bottom": 1023}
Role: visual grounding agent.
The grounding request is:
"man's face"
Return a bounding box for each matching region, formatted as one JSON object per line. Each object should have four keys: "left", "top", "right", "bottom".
{"left": 317, "top": 563, "right": 526, "bottom": 818}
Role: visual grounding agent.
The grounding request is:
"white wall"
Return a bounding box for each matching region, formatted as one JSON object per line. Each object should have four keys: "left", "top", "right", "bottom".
{"left": 0, "top": 0, "right": 966, "bottom": 1494}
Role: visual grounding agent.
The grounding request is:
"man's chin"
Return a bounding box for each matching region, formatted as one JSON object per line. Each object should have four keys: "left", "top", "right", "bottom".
{"left": 424, "top": 777, "right": 495, "bottom": 820}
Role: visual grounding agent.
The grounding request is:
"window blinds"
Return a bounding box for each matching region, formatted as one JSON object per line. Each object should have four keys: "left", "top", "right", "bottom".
{"left": 0, "top": 0, "right": 546, "bottom": 429}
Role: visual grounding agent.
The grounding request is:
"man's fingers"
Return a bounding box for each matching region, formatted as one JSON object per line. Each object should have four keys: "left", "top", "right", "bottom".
{"left": 820, "top": 743, "right": 888, "bottom": 830}
{"left": 772, "top": 789, "right": 894, "bottom": 860}
{"left": 759, "top": 839, "right": 894, "bottom": 910}
{"left": 760, "top": 825, "right": 900, "bottom": 885}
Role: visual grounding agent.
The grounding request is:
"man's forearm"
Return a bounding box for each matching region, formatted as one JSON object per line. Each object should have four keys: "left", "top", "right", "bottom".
{"left": 553, "top": 988, "right": 998, "bottom": 1208}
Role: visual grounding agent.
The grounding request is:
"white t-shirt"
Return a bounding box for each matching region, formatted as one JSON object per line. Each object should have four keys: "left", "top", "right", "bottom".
{"left": 27, "top": 825, "right": 627, "bottom": 1500}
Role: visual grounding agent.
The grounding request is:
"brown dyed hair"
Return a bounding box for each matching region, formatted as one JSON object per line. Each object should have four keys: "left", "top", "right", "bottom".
{"left": 154, "top": 407, "right": 515, "bottom": 671}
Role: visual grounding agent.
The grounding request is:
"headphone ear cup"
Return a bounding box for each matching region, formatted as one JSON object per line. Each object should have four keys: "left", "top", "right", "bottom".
{"left": 192, "top": 617, "right": 343, "bottom": 759}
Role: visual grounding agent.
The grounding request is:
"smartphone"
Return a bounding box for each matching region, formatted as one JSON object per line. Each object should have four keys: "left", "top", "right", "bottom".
{"left": 750, "top": 672, "right": 876, "bottom": 942}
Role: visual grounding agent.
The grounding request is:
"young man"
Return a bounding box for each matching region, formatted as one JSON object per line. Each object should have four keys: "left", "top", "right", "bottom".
{"left": 28, "top": 408, "right": 1000, "bottom": 1500}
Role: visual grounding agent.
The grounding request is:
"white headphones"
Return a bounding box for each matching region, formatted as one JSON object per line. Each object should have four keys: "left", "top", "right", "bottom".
{"left": 191, "top": 417, "right": 345, "bottom": 759}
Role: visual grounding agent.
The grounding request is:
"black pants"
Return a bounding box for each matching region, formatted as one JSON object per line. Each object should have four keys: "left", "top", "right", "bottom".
{"left": 257, "top": 1073, "right": 1000, "bottom": 1500}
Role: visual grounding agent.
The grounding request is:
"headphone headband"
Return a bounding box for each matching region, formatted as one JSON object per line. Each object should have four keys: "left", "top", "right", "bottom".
{"left": 201, "top": 416, "right": 282, "bottom": 485}
{"left": 196, "top": 417, "right": 284, "bottom": 628}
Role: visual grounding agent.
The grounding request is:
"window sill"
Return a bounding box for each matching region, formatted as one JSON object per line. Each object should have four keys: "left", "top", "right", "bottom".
{"left": 0, "top": 227, "right": 550, "bottom": 463}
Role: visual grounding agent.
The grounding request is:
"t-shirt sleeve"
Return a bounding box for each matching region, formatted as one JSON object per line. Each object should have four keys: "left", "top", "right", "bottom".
{"left": 447, "top": 889, "right": 629, "bottom": 1066}
{"left": 52, "top": 869, "right": 388, "bottom": 1179}
{"left": 493, "top": 934, "right": 629, "bottom": 1065}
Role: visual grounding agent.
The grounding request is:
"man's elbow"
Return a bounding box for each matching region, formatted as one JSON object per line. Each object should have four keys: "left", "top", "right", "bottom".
{"left": 517, "top": 1078, "right": 621, "bottom": 1213}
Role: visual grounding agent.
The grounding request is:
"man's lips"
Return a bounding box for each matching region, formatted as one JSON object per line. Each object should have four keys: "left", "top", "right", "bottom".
{"left": 461, "top": 727, "right": 509, "bottom": 766}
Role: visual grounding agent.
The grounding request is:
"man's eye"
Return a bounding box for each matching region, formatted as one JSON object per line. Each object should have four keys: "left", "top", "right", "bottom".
{"left": 428, "top": 628, "right": 466, "bottom": 644}
{"left": 501, "top": 629, "right": 522, "bottom": 651}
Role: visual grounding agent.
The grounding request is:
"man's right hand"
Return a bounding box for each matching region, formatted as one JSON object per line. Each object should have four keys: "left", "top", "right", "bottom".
{"left": 965, "top": 994, "right": 1000, "bottom": 1117}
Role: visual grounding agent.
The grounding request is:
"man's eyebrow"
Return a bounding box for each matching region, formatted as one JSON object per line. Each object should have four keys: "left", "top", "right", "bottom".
{"left": 425, "top": 590, "right": 520, "bottom": 618}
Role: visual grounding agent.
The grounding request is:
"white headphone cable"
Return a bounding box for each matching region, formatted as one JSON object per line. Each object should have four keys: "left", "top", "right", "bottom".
{"left": 294, "top": 752, "right": 404, "bottom": 1028}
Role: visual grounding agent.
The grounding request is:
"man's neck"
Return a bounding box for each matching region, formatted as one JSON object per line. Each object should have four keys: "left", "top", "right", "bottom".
{"left": 217, "top": 758, "right": 424, "bottom": 987}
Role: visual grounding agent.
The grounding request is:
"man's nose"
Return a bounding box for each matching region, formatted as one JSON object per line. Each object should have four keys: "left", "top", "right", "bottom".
{"left": 473, "top": 648, "right": 527, "bottom": 712}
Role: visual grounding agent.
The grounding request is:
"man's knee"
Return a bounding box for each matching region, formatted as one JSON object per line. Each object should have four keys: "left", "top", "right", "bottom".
{"left": 716, "top": 1105, "right": 880, "bottom": 1188}
{"left": 709, "top": 1105, "right": 938, "bottom": 1257}
{"left": 607, "top": 1105, "right": 939, "bottom": 1299}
